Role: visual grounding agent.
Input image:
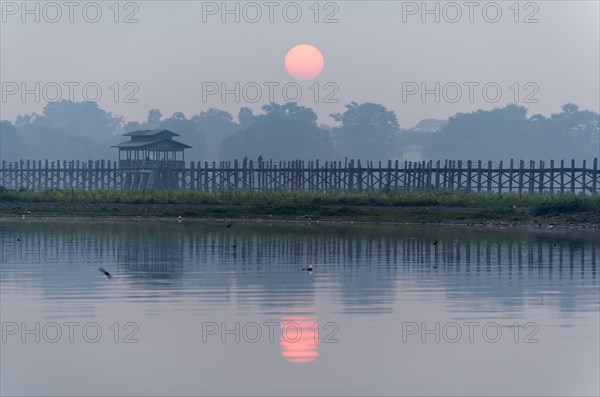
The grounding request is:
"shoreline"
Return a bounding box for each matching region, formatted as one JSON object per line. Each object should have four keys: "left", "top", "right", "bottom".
{"left": 3, "top": 217, "right": 597, "bottom": 229}
{"left": 2, "top": 210, "right": 598, "bottom": 232}
{"left": 2, "top": 190, "right": 599, "bottom": 231}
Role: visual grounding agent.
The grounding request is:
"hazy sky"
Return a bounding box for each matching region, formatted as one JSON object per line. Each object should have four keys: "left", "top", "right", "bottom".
{"left": 1, "top": 0, "right": 599, "bottom": 126}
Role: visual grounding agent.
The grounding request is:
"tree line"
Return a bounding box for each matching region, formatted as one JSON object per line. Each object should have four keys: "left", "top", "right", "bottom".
{"left": 1, "top": 100, "right": 598, "bottom": 162}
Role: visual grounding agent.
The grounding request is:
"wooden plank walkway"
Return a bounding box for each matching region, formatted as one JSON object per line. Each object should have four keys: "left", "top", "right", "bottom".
{"left": 1, "top": 158, "right": 598, "bottom": 194}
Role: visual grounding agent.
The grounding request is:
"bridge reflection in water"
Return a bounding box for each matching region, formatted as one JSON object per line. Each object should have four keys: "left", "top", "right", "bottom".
{"left": 2, "top": 221, "right": 597, "bottom": 318}
{"left": 1, "top": 220, "right": 598, "bottom": 396}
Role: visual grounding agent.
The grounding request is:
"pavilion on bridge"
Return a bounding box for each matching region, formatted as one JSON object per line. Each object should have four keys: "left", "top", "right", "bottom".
{"left": 111, "top": 129, "right": 192, "bottom": 189}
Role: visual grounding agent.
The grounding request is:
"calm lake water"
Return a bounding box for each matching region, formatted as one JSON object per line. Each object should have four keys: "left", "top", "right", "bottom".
{"left": 1, "top": 220, "right": 599, "bottom": 396}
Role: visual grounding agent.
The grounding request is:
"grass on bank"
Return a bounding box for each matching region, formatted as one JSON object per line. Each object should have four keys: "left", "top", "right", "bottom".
{"left": 1, "top": 187, "right": 598, "bottom": 207}
{"left": 1, "top": 187, "right": 599, "bottom": 224}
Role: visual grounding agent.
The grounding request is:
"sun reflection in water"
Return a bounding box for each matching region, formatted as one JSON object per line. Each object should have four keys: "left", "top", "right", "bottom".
{"left": 280, "top": 311, "right": 320, "bottom": 364}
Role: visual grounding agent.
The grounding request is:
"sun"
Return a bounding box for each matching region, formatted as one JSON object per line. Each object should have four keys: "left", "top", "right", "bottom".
{"left": 285, "top": 44, "right": 324, "bottom": 80}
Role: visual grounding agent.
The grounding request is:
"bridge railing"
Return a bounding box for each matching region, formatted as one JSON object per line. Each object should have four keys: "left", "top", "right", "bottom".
{"left": 0, "top": 158, "right": 598, "bottom": 194}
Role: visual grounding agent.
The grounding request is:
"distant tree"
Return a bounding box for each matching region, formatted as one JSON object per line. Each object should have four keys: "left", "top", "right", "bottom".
{"left": 147, "top": 109, "right": 162, "bottom": 128}
{"left": 37, "top": 100, "right": 124, "bottom": 137}
{"left": 124, "top": 109, "right": 162, "bottom": 132}
{"left": 413, "top": 118, "right": 447, "bottom": 133}
{"left": 160, "top": 112, "right": 206, "bottom": 161}
{"left": 261, "top": 102, "right": 318, "bottom": 125}
{"left": 238, "top": 107, "right": 256, "bottom": 130}
{"left": 11, "top": 101, "right": 123, "bottom": 160}
{"left": 426, "top": 103, "right": 599, "bottom": 161}
{"left": 0, "top": 120, "right": 27, "bottom": 162}
{"left": 160, "top": 112, "right": 185, "bottom": 130}
{"left": 220, "top": 103, "right": 336, "bottom": 160}
{"left": 330, "top": 102, "right": 400, "bottom": 160}
{"left": 539, "top": 103, "right": 600, "bottom": 160}
{"left": 426, "top": 104, "right": 534, "bottom": 161}
{"left": 395, "top": 119, "right": 448, "bottom": 153}
{"left": 331, "top": 102, "right": 399, "bottom": 129}
{"left": 191, "top": 108, "right": 238, "bottom": 160}
{"left": 15, "top": 114, "right": 35, "bottom": 128}
{"left": 123, "top": 120, "right": 143, "bottom": 132}
{"left": 4, "top": 100, "right": 596, "bottom": 164}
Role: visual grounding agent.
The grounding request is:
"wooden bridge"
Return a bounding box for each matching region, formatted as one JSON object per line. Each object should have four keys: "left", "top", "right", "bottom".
{"left": 1, "top": 158, "right": 598, "bottom": 194}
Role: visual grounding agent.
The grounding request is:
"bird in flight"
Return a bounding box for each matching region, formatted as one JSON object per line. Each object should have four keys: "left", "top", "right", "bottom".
{"left": 98, "top": 268, "right": 112, "bottom": 278}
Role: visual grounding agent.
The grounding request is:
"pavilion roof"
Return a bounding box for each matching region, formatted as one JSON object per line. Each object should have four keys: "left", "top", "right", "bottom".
{"left": 111, "top": 138, "right": 192, "bottom": 150}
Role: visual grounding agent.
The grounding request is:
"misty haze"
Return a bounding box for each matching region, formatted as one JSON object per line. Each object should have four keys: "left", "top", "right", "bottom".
{"left": 1, "top": 1, "right": 599, "bottom": 397}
